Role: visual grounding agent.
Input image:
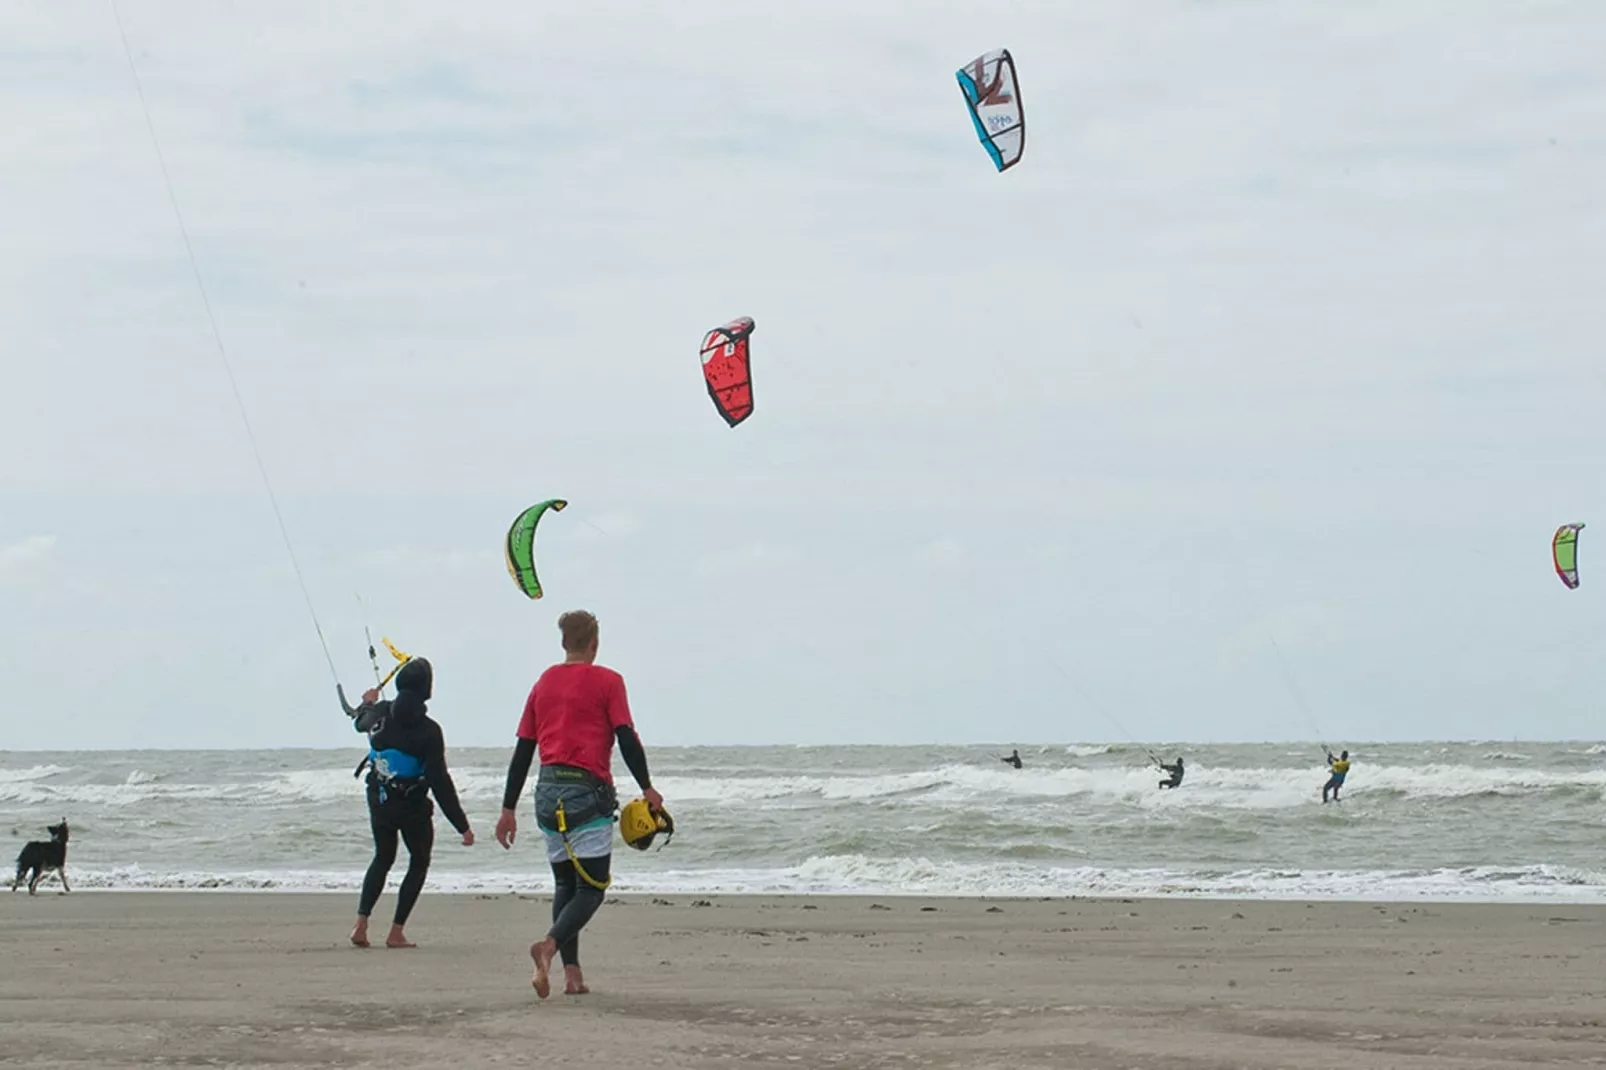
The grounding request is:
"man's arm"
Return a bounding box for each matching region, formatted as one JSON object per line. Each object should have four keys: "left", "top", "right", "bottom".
{"left": 502, "top": 737, "right": 537, "bottom": 811}
{"left": 423, "top": 724, "right": 472, "bottom": 837}
{"left": 353, "top": 698, "right": 389, "bottom": 735}
{"left": 497, "top": 687, "right": 541, "bottom": 849}
{"left": 614, "top": 724, "right": 652, "bottom": 792}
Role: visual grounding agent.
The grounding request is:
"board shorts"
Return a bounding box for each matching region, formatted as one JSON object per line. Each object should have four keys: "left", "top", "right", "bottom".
{"left": 534, "top": 765, "right": 618, "bottom": 864}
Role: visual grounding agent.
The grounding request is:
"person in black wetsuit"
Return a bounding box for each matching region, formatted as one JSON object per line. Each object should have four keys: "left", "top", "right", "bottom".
{"left": 1001, "top": 749, "right": 1023, "bottom": 769}
{"left": 348, "top": 658, "right": 474, "bottom": 949}
{"left": 1158, "top": 757, "right": 1184, "bottom": 790}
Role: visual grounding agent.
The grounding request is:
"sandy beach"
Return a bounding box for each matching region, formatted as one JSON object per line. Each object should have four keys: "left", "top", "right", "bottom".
{"left": 1, "top": 892, "right": 1602, "bottom": 1069}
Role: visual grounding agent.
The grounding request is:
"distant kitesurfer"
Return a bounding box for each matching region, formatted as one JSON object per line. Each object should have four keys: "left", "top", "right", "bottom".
{"left": 348, "top": 657, "right": 474, "bottom": 950}
{"left": 1322, "top": 749, "right": 1350, "bottom": 803}
{"left": 1001, "top": 749, "right": 1023, "bottom": 769}
{"left": 496, "top": 610, "right": 666, "bottom": 999}
{"left": 1158, "top": 757, "right": 1185, "bottom": 790}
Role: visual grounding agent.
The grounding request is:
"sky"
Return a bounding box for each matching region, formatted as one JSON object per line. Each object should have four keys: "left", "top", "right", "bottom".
{"left": 2, "top": 1, "right": 1604, "bottom": 750}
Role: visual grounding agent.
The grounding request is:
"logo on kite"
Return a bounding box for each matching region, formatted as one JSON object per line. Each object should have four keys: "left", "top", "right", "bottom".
{"left": 1553, "top": 522, "right": 1584, "bottom": 589}
{"left": 505, "top": 499, "right": 567, "bottom": 599}
{"left": 956, "top": 48, "right": 1025, "bottom": 172}
{"left": 700, "top": 317, "right": 756, "bottom": 428}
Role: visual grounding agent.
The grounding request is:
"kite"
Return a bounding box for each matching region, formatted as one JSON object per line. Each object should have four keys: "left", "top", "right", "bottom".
{"left": 505, "top": 499, "right": 567, "bottom": 599}
{"left": 1553, "top": 523, "right": 1584, "bottom": 589}
{"left": 700, "top": 317, "right": 756, "bottom": 427}
{"left": 955, "top": 48, "right": 1025, "bottom": 172}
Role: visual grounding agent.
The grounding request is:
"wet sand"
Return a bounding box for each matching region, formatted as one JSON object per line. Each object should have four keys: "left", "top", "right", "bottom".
{"left": 2, "top": 891, "right": 1603, "bottom": 1069}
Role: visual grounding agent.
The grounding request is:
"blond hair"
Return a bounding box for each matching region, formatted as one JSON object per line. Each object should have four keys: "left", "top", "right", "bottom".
{"left": 558, "top": 610, "right": 599, "bottom": 653}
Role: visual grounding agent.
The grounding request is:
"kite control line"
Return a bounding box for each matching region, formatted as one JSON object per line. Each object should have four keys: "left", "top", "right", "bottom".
{"left": 355, "top": 594, "right": 385, "bottom": 687}
{"left": 1266, "top": 637, "right": 1328, "bottom": 755}
{"left": 336, "top": 636, "right": 412, "bottom": 717}
{"left": 113, "top": 0, "right": 340, "bottom": 693}
{"left": 1046, "top": 658, "right": 1164, "bottom": 767}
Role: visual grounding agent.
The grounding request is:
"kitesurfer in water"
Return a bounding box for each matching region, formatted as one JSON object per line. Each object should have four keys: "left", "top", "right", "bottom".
{"left": 1322, "top": 749, "right": 1350, "bottom": 803}
{"left": 1158, "top": 757, "right": 1185, "bottom": 790}
{"left": 496, "top": 610, "right": 665, "bottom": 999}
{"left": 1001, "top": 749, "right": 1023, "bottom": 769}
{"left": 348, "top": 658, "right": 474, "bottom": 950}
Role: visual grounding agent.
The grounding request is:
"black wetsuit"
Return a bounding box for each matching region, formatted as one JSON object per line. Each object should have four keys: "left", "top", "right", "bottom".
{"left": 351, "top": 659, "right": 469, "bottom": 926}
{"left": 1158, "top": 761, "right": 1184, "bottom": 789}
{"left": 1001, "top": 751, "right": 1023, "bottom": 769}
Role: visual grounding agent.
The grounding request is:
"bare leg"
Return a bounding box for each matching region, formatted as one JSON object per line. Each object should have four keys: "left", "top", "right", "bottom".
{"left": 564, "top": 964, "right": 589, "bottom": 995}
{"left": 350, "top": 917, "right": 371, "bottom": 947}
{"left": 530, "top": 937, "right": 557, "bottom": 999}
{"left": 386, "top": 923, "right": 416, "bottom": 949}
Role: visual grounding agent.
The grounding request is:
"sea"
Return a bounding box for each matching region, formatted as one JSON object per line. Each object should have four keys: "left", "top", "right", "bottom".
{"left": 4, "top": 742, "right": 1605, "bottom": 903}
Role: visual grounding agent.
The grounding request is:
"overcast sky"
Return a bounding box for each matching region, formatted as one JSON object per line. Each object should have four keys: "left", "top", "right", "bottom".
{"left": 3, "top": 1, "right": 1604, "bottom": 751}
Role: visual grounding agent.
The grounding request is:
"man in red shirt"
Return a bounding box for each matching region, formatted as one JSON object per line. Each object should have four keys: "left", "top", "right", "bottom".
{"left": 495, "top": 610, "right": 664, "bottom": 999}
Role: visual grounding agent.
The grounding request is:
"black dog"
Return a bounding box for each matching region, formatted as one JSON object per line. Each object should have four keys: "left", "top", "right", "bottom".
{"left": 11, "top": 819, "right": 70, "bottom": 895}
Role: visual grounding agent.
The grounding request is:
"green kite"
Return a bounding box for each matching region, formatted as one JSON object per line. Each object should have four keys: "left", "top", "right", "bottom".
{"left": 505, "top": 499, "right": 567, "bottom": 599}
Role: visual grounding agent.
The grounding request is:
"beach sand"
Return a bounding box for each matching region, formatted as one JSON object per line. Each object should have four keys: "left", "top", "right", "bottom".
{"left": 2, "top": 891, "right": 1602, "bottom": 1069}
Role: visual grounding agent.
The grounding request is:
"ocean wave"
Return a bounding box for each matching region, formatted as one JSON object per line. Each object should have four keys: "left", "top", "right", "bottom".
{"left": 660, "top": 761, "right": 1606, "bottom": 811}
{"left": 9, "top": 759, "right": 1604, "bottom": 812}
{"left": 56, "top": 859, "right": 1606, "bottom": 903}
{"left": 0, "top": 763, "right": 71, "bottom": 784}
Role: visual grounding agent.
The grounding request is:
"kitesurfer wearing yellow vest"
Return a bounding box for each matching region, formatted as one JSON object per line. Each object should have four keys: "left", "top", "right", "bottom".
{"left": 1322, "top": 749, "right": 1350, "bottom": 803}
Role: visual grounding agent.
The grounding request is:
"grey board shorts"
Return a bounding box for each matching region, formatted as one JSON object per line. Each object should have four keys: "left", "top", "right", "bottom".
{"left": 533, "top": 766, "right": 618, "bottom": 864}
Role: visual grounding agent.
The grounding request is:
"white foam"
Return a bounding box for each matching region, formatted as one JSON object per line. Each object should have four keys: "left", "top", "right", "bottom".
{"left": 57, "top": 858, "right": 1606, "bottom": 904}
{"left": 0, "top": 763, "right": 70, "bottom": 784}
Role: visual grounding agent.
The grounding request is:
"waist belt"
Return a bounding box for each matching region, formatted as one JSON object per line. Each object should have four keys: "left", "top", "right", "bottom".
{"left": 536, "top": 766, "right": 617, "bottom": 893}
{"left": 535, "top": 767, "right": 617, "bottom": 831}
{"left": 537, "top": 764, "right": 608, "bottom": 789}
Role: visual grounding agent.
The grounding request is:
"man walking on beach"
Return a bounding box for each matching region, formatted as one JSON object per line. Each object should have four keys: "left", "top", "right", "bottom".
{"left": 496, "top": 610, "right": 664, "bottom": 998}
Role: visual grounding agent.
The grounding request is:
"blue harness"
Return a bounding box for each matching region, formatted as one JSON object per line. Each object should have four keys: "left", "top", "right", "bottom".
{"left": 354, "top": 747, "right": 428, "bottom": 803}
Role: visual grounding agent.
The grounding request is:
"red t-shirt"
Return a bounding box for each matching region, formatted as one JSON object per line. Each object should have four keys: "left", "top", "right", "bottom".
{"left": 516, "top": 662, "right": 633, "bottom": 785}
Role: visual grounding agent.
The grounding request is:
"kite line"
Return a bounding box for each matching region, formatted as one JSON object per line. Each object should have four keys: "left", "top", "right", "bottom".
{"left": 1046, "top": 657, "right": 1163, "bottom": 767}
{"left": 111, "top": 0, "right": 339, "bottom": 685}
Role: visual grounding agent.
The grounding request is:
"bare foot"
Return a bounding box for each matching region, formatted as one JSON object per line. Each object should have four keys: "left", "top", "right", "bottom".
{"left": 530, "top": 938, "right": 556, "bottom": 999}
{"left": 385, "top": 925, "right": 416, "bottom": 949}
{"left": 350, "top": 920, "right": 370, "bottom": 948}
{"left": 564, "top": 965, "right": 589, "bottom": 995}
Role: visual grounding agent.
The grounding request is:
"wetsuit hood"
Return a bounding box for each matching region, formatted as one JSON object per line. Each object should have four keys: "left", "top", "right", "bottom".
{"left": 391, "top": 658, "right": 433, "bottom": 723}
{"left": 396, "top": 658, "right": 433, "bottom": 699}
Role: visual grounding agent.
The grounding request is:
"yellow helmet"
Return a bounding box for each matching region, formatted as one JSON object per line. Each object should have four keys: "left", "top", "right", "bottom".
{"left": 619, "top": 797, "right": 674, "bottom": 851}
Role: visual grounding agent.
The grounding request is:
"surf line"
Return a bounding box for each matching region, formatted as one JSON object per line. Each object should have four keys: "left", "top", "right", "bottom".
{"left": 111, "top": 0, "right": 340, "bottom": 689}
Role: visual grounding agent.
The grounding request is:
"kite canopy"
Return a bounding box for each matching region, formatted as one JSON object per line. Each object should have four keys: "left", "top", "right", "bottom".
{"left": 505, "top": 499, "right": 567, "bottom": 599}
{"left": 956, "top": 48, "right": 1025, "bottom": 172}
{"left": 700, "top": 316, "right": 756, "bottom": 427}
{"left": 1554, "top": 523, "right": 1584, "bottom": 589}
